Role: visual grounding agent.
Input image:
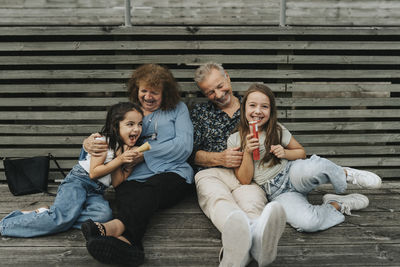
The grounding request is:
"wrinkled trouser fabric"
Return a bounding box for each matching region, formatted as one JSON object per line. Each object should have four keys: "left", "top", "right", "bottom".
{"left": 195, "top": 167, "right": 267, "bottom": 232}
{"left": 270, "top": 155, "right": 347, "bottom": 232}
{"left": 0, "top": 164, "right": 112, "bottom": 237}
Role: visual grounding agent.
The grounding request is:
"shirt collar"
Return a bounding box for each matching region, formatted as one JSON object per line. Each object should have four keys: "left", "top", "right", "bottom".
{"left": 207, "top": 95, "right": 242, "bottom": 116}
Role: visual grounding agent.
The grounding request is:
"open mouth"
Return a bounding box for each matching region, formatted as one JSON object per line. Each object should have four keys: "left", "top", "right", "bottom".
{"left": 251, "top": 116, "right": 263, "bottom": 122}
{"left": 144, "top": 99, "right": 155, "bottom": 105}
{"left": 129, "top": 134, "right": 138, "bottom": 142}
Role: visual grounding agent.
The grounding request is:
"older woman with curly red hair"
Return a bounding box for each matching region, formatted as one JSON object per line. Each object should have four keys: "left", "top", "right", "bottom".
{"left": 80, "top": 64, "right": 193, "bottom": 266}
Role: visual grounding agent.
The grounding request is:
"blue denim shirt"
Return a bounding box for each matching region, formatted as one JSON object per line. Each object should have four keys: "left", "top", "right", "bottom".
{"left": 127, "top": 101, "right": 194, "bottom": 184}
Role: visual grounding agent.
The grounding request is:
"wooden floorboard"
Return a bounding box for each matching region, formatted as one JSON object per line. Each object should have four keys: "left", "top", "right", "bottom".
{"left": 0, "top": 182, "right": 399, "bottom": 266}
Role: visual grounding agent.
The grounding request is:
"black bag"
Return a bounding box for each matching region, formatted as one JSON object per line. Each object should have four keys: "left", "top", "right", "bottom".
{"left": 3, "top": 153, "right": 65, "bottom": 196}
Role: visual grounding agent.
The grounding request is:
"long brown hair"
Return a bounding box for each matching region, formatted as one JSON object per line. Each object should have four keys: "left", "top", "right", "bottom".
{"left": 238, "top": 84, "right": 282, "bottom": 167}
{"left": 100, "top": 102, "right": 143, "bottom": 154}
{"left": 127, "top": 64, "right": 180, "bottom": 110}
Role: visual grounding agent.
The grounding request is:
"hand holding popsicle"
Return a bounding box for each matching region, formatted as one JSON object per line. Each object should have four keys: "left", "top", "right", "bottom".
{"left": 249, "top": 121, "right": 260, "bottom": 160}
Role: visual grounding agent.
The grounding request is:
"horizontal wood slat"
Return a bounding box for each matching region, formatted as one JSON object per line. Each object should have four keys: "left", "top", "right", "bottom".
{"left": 1, "top": 97, "right": 397, "bottom": 107}
{"left": 1, "top": 41, "right": 399, "bottom": 51}
{"left": 1, "top": 55, "right": 400, "bottom": 66}
{"left": 2, "top": 69, "right": 400, "bottom": 80}
{"left": 0, "top": 83, "right": 285, "bottom": 93}
{"left": 0, "top": 26, "right": 399, "bottom": 36}
{"left": 0, "top": 55, "right": 289, "bottom": 65}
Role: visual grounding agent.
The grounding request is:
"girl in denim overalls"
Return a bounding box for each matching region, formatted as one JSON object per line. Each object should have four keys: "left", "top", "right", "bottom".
{"left": 228, "top": 84, "right": 382, "bottom": 234}
{"left": 0, "top": 102, "right": 143, "bottom": 237}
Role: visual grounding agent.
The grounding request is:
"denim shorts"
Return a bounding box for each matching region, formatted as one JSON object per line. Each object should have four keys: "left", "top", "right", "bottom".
{"left": 261, "top": 161, "right": 295, "bottom": 202}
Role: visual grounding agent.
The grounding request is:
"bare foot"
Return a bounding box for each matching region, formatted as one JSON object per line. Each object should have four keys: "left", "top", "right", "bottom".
{"left": 21, "top": 205, "right": 50, "bottom": 214}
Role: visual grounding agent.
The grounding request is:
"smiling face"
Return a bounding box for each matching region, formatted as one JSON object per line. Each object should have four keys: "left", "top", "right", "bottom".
{"left": 197, "top": 68, "right": 233, "bottom": 108}
{"left": 138, "top": 81, "right": 163, "bottom": 114}
{"left": 119, "top": 109, "right": 143, "bottom": 147}
{"left": 245, "top": 91, "right": 271, "bottom": 128}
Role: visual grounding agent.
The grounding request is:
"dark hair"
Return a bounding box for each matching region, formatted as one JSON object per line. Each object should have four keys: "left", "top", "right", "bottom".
{"left": 100, "top": 102, "right": 143, "bottom": 154}
{"left": 127, "top": 64, "right": 180, "bottom": 110}
{"left": 238, "top": 84, "right": 282, "bottom": 167}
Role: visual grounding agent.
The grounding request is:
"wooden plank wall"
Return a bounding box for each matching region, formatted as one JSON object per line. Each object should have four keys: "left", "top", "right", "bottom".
{"left": 1, "top": 0, "right": 400, "bottom": 26}
{"left": 286, "top": 0, "right": 400, "bottom": 26}
{"left": 0, "top": 26, "right": 399, "bottom": 183}
{"left": 0, "top": 0, "right": 280, "bottom": 26}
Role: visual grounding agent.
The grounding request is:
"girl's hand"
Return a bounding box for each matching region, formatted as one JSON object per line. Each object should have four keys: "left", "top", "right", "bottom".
{"left": 270, "top": 145, "right": 286, "bottom": 158}
{"left": 118, "top": 149, "right": 142, "bottom": 164}
{"left": 245, "top": 133, "right": 259, "bottom": 154}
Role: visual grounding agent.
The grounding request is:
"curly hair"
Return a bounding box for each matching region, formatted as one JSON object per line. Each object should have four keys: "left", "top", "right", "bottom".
{"left": 127, "top": 64, "right": 180, "bottom": 111}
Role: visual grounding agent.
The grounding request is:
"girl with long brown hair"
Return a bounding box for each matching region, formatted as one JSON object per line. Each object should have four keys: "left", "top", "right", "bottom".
{"left": 227, "top": 83, "right": 381, "bottom": 264}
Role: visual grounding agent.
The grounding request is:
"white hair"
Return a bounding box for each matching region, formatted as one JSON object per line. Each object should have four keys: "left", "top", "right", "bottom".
{"left": 194, "top": 62, "right": 226, "bottom": 84}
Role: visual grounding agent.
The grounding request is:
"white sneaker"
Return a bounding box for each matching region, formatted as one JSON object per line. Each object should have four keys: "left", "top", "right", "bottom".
{"left": 219, "top": 210, "right": 252, "bottom": 267}
{"left": 344, "top": 167, "right": 382, "bottom": 189}
{"left": 323, "top": 193, "right": 369, "bottom": 215}
{"left": 250, "top": 202, "right": 286, "bottom": 267}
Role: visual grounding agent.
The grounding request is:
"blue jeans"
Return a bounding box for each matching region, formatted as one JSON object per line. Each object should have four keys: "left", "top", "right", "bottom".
{"left": 266, "top": 154, "right": 347, "bottom": 232}
{"left": 0, "top": 164, "right": 113, "bottom": 237}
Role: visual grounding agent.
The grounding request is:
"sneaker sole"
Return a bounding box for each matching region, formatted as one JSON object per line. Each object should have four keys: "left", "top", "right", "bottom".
{"left": 81, "top": 219, "right": 98, "bottom": 242}
{"left": 323, "top": 193, "right": 369, "bottom": 210}
{"left": 87, "top": 236, "right": 144, "bottom": 266}
{"left": 220, "top": 211, "right": 252, "bottom": 267}
{"left": 255, "top": 202, "right": 286, "bottom": 267}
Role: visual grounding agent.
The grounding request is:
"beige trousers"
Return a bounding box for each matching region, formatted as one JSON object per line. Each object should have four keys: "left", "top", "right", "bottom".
{"left": 195, "top": 167, "right": 267, "bottom": 232}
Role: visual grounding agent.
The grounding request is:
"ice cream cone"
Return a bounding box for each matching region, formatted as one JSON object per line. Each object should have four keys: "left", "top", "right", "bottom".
{"left": 136, "top": 141, "right": 151, "bottom": 152}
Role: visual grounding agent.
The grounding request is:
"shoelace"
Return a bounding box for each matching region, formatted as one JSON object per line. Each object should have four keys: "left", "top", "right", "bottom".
{"left": 348, "top": 171, "right": 360, "bottom": 186}
{"left": 340, "top": 204, "right": 360, "bottom": 217}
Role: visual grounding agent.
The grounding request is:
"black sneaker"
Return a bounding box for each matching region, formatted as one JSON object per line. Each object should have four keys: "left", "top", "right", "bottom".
{"left": 87, "top": 236, "right": 144, "bottom": 266}
{"left": 81, "top": 219, "right": 105, "bottom": 242}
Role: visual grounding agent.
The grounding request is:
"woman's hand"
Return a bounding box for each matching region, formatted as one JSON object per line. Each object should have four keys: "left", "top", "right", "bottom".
{"left": 270, "top": 145, "right": 286, "bottom": 159}
{"left": 83, "top": 133, "right": 108, "bottom": 157}
{"left": 245, "top": 133, "right": 259, "bottom": 154}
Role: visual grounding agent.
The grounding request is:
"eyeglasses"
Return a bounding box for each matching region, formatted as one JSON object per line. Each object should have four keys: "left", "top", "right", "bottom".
{"left": 142, "top": 132, "right": 157, "bottom": 141}
{"left": 141, "top": 113, "right": 158, "bottom": 141}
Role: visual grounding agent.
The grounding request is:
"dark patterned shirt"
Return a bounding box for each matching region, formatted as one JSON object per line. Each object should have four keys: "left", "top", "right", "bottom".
{"left": 190, "top": 97, "right": 241, "bottom": 172}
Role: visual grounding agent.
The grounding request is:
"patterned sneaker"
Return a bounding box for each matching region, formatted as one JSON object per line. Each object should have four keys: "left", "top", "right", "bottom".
{"left": 81, "top": 219, "right": 106, "bottom": 242}
{"left": 250, "top": 201, "right": 286, "bottom": 267}
{"left": 220, "top": 210, "right": 252, "bottom": 267}
{"left": 323, "top": 193, "right": 369, "bottom": 215}
{"left": 344, "top": 167, "right": 382, "bottom": 189}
